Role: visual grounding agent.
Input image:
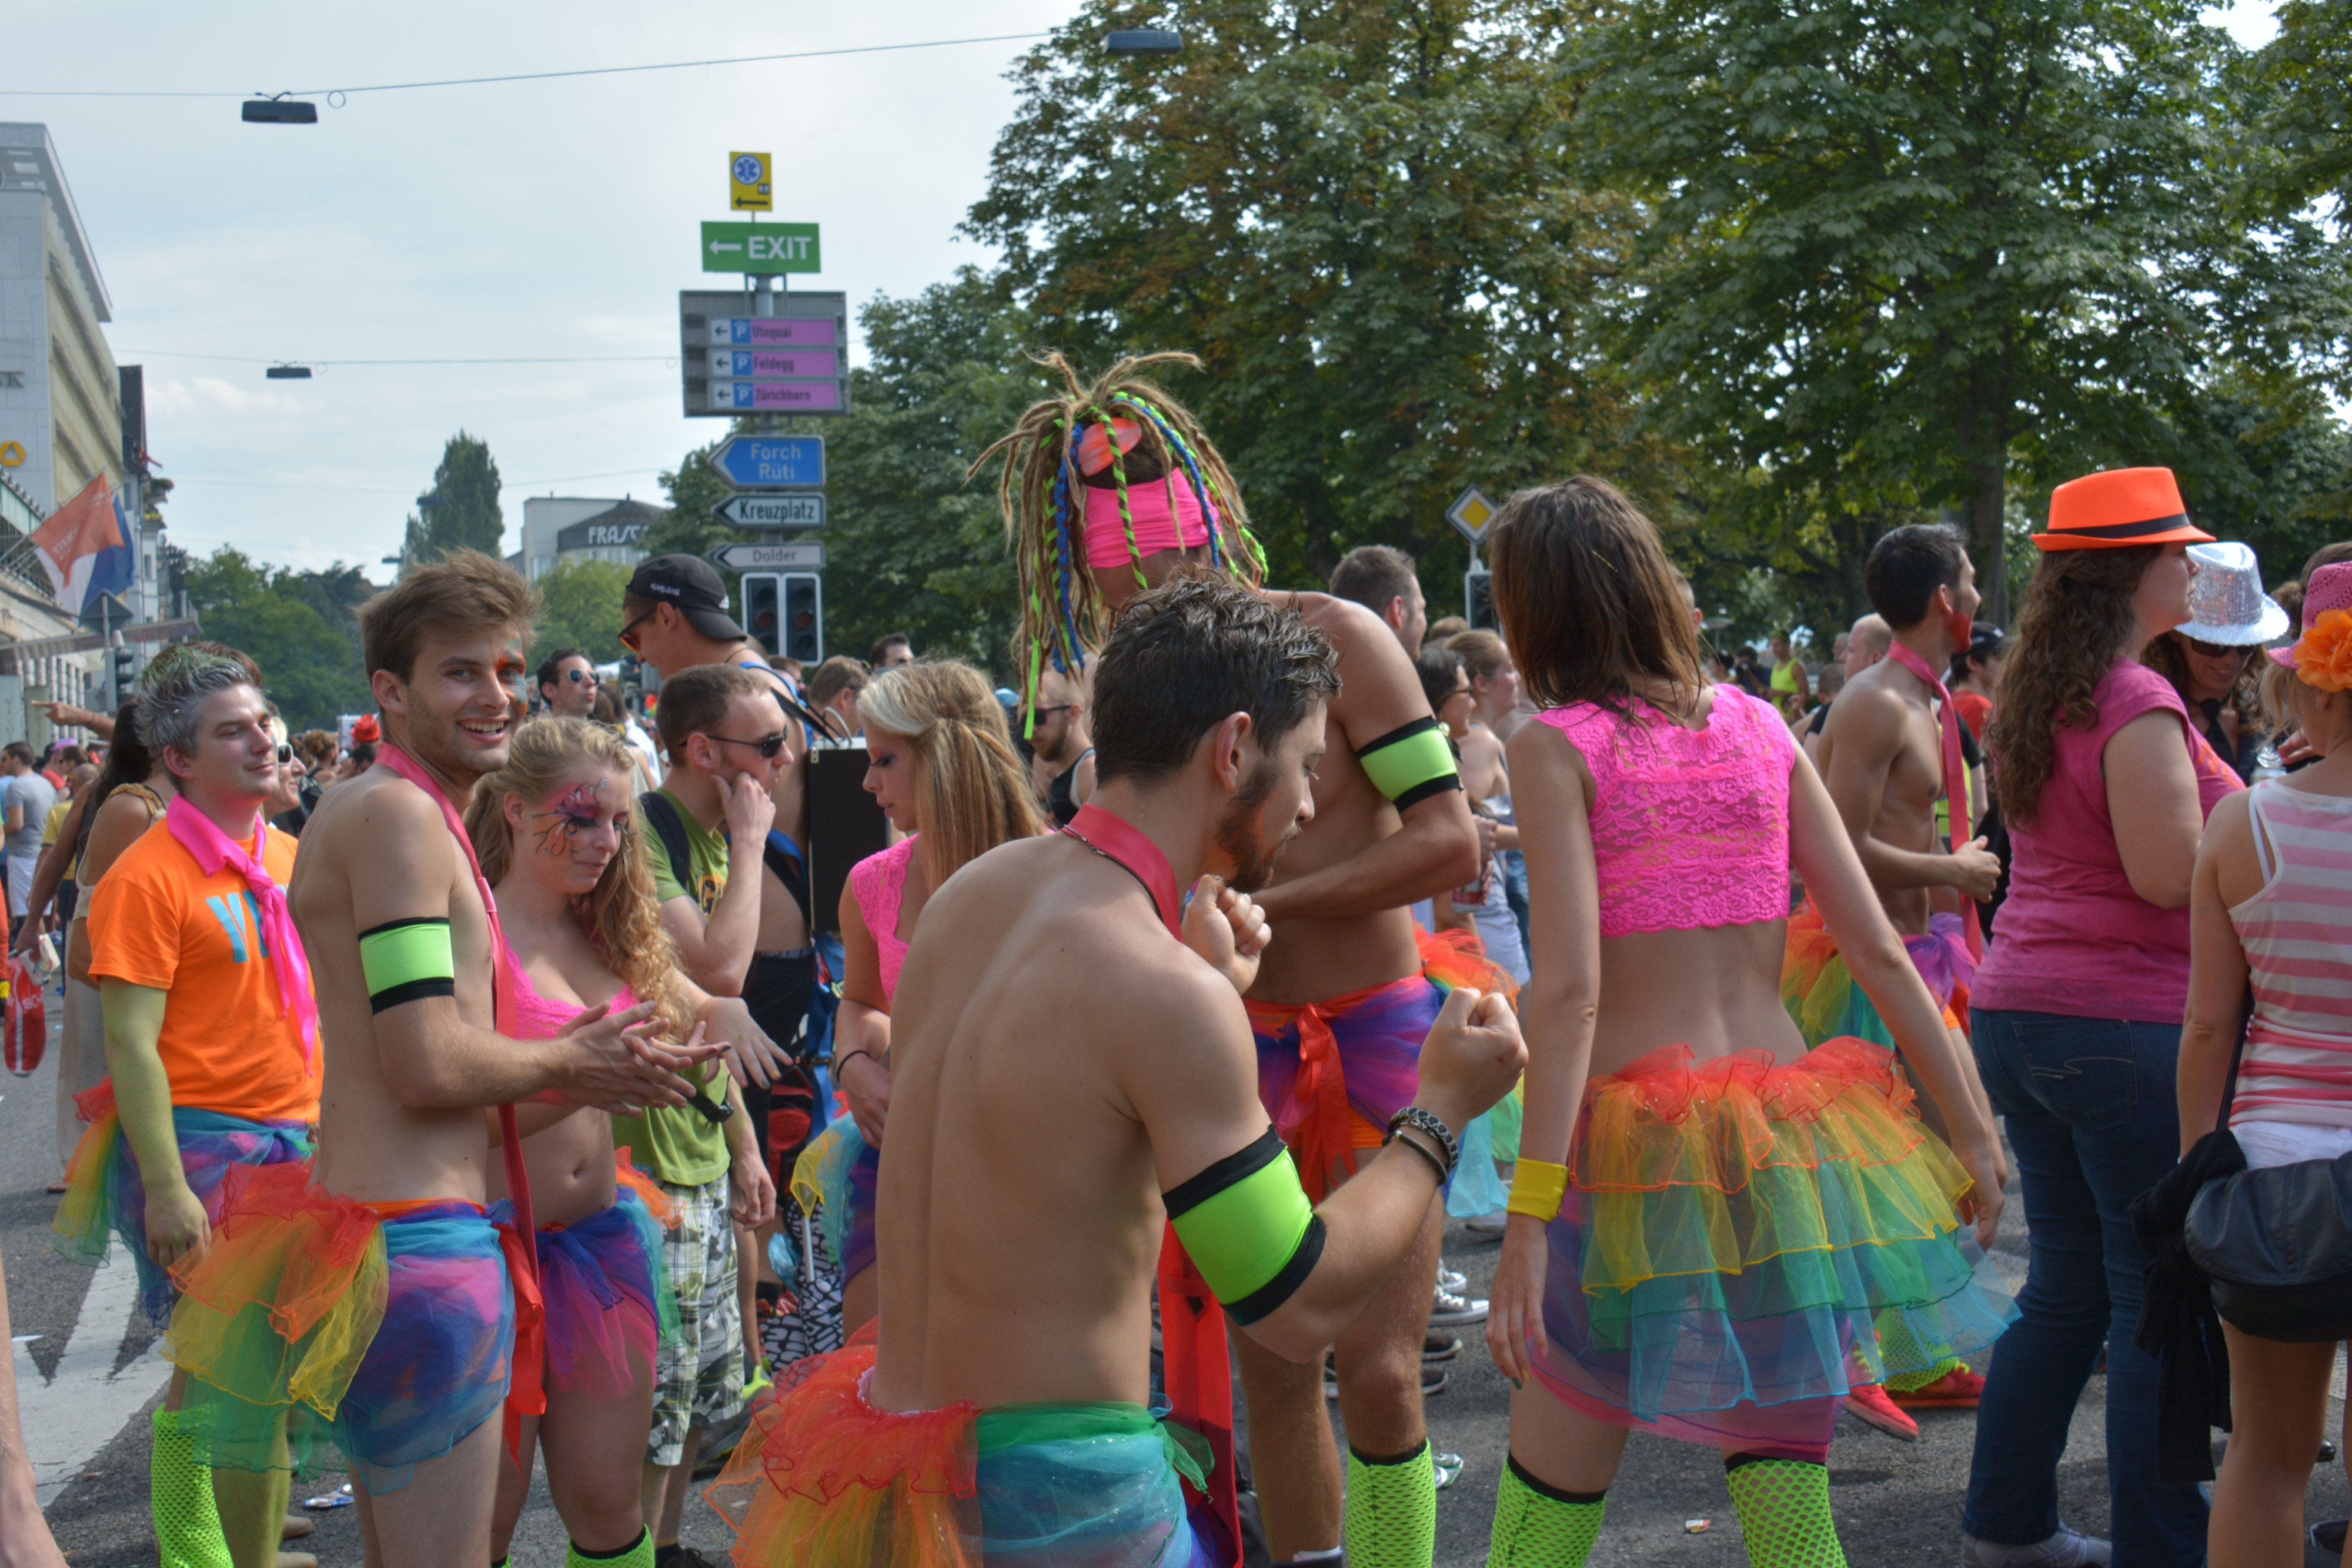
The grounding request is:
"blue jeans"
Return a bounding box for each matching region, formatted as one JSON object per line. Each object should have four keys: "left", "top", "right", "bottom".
{"left": 1964, "top": 1008, "right": 2209, "bottom": 1566}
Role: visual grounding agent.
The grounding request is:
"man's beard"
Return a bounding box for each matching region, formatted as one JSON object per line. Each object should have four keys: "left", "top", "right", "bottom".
{"left": 1214, "top": 757, "right": 1297, "bottom": 894}
{"left": 403, "top": 691, "right": 519, "bottom": 788}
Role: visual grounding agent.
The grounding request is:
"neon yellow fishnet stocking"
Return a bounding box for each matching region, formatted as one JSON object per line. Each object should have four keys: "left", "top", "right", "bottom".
{"left": 1724, "top": 1456, "right": 1846, "bottom": 1568}
{"left": 1346, "top": 1441, "right": 1437, "bottom": 1568}
{"left": 150, "top": 1406, "right": 232, "bottom": 1568}
{"left": 1486, "top": 1455, "right": 1605, "bottom": 1566}
{"left": 568, "top": 1526, "right": 654, "bottom": 1565}
{"left": 1885, "top": 1356, "right": 1967, "bottom": 1394}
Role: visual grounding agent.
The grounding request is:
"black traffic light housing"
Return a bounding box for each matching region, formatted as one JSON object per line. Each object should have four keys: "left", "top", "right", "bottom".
{"left": 782, "top": 573, "right": 823, "bottom": 664}
{"left": 740, "top": 573, "right": 783, "bottom": 658}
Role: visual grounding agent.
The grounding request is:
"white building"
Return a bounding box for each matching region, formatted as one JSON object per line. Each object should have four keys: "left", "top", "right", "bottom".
{"left": 519, "top": 496, "right": 658, "bottom": 581}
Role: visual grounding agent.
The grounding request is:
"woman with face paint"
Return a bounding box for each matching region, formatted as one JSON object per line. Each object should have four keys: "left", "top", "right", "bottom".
{"left": 796, "top": 660, "right": 1049, "bottom": 1336}
{"left": 463, "top": 716, "right": 731, "bottom": 1568}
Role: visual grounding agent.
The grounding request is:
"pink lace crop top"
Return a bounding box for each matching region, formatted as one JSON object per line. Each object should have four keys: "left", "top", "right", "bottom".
{"left": 1532, "top": 684, "right": 1796, "bottom": 937}
{"left": 849, "top": 834, "right": 920, "bottom": 1008}
{"left": 506, "top": 950, "right": 639, "bottom": 1041}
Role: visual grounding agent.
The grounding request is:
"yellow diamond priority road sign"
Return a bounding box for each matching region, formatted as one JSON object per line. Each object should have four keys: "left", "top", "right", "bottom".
{"left": 1446, "top": 485, "right": 1498, "bottom": 544}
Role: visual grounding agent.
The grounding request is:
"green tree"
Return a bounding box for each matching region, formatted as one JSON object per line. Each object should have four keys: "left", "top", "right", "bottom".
{"left": 1570, "top": 0, "right": 2351, "bottom": 622}
{"left": 2256, "top": 0, "right": 2352, "bottom": 214}
{"left": 403, "top": 431, "right": 506, "bottom": 564}
{"left": 966, "top": 0, "right": 1666, "bottom": 589}
{"left": 181, "top": 548, "right": 371, "bottom": 730}
{"left": 528, "top": 557, "right": 635, "bottom": 668}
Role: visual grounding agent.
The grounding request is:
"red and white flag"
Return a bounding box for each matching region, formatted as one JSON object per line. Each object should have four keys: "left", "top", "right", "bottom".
{"left": 31, "top": 475, "right": 124, "bottom": 611}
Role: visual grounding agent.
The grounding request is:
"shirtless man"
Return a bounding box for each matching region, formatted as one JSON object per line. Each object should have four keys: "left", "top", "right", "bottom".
{"left": 981, "top": 360, "right": 1483, "bottom": 1567}
{"left": 713, "top": 576, "right": 1524, "bottom": 1564}
{"left": 1029, "top": 662, "right": 1097, "bottom": 826}
{"left": 1800, "top": 524, "right": 2005, "bottom": 1423}
{"left": 168, "top": 552, "right": 714, "bottom": 1568}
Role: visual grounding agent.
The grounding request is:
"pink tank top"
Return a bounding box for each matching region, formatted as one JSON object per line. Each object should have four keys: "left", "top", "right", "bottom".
{"left": 1532, "top": 685, "right": 1796, "bottom": 937}
{"left": 2228, "top": 781, "right": 2352, "bottom": 1128}
{"left": 849, "top": 835, "right": 920, "bottom": 1008}
{"left": 505, "top": 951, "right": 637, "bottom": 1041}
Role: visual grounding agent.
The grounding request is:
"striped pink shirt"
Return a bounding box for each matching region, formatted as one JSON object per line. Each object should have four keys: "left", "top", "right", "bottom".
{"left": 2230, "top": 779, "right": 2352, "bottom": 1128}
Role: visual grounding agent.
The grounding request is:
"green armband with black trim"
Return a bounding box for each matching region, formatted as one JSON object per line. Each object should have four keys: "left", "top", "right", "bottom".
{"left": 1165, "top": 1126, "right": 1325, "bottom": 1326}
{"left": 1356, "top": 717, "right": 1461, "bottom": 811}
{"left": 359, "top": 917, "right": 456, "bottom": 1013}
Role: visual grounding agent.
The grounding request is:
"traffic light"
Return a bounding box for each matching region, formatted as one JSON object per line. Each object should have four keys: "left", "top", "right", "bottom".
{"left": 1466, "top": 567, "right": 1496, "bottom": 630}
{"left": 782, "top": 573, "right": 824, "bottom": 663}
{"left": 740, "top": 573, "right": 782, "bottom": 658}
{"left": 111, "top": 641, "right": 136, "bottom": 706}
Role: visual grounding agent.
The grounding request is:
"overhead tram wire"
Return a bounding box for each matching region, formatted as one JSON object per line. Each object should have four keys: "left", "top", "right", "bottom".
{"left": 0, "top": 30, "right": 1054, "bottom": 101}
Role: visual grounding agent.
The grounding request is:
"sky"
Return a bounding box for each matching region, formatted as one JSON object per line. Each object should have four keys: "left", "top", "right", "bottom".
{"left": 5, "top": 1, "right": 2290, "bottom": 580}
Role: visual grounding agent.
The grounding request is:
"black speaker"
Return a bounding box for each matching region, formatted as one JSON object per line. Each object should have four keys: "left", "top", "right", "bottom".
{"left": 807, "top": 743, "right": 891, "bottom": 934}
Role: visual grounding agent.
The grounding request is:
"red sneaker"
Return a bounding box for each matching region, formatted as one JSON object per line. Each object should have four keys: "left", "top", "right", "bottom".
{"left": 1843, "top": 1382, "right": 1920, "bottom": 1440}
{"left": 1888, "top": 1367, "right": 1986, "bottom": 1409}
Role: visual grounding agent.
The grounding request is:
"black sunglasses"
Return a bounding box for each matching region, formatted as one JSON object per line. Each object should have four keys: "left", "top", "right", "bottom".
{"left": 708, "top": 731, "right": 788, "bottom": 759}
{"left": 276, "top": 743, "right": 293, "bottom": 763}
{"left": 2186, "top": 636, "right": 2253, "bottom": 660}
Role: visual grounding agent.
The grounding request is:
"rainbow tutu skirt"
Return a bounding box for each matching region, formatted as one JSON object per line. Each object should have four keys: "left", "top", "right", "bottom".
{"left": 1529, "top": 1039, "right": 2015, "bottom": 1451}
{"left": 792, "top": 1115, "right": 881, "bottom": 1279}
{"left": 539, "top": 1166, "right": 679, "bottom": 1399}
{"left": 1782, "top": 901, "right": 1973, "bottom": 1049}
{"left": 710, "top": 1325, "right": 1220, "bottom": 1568}
{"left": 51, "top": 1082, "right": 311, "bottom": 1325}
{"left": 162, "top": 1161, "right": 516, "bottom": 1493}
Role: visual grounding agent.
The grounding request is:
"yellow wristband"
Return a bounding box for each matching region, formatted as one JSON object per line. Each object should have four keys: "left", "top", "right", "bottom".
{"left": 1507, "top": 1158, "right": 1569, "bottom": 1222}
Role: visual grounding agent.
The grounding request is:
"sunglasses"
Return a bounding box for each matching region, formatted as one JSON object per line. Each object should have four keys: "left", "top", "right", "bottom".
{"left": 276, "top": 744, "right": 293, "bottom": 763}
{"left": 708, "top": 731, "right": 788, "bottom": 760}
{"left": 1031, "top": 704, "right": 1074, "bottom": 718}
{"left": 617, "top": 609, "right": 656, "bottom": 653}
{"left": 566, "top": 667, "right": 597, "bottom": 685}
{"left": 2186, "top": 636, "right": 2253, "bottom": 660}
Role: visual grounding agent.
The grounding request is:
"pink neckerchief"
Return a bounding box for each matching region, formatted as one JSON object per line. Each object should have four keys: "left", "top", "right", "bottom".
{"left": 1883, "top": 641, "right": 1986, "bottom": 961}
{"left": 164, "top": 794, "right": 319, "bottom": 1072}
{"left": 1059, "top": 800, "right": 1239, "bottom": 1564}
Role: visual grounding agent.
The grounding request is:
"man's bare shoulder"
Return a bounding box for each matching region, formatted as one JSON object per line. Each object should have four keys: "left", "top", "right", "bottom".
{"left": 295, "top": 769, "right": 452, "bottom": 875}
{"left": 1821, "top": 670, "right": 1912, "bottom": 738}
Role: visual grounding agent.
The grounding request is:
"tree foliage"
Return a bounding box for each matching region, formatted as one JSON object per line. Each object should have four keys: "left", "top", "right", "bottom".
{"left": 528, "top": 557, "right": 635, "bottom": 668}
{"left": 967, "top": 0, "right": 1669, "bottom": 590}
{"left": 1571, "top": 0, "right": 2352, "bottom": 623}
{"left": 181, "top": 549, "right": 372, "bottom": 730}
{"left": 403, "top": 431, "right": 506, "bottom": 564}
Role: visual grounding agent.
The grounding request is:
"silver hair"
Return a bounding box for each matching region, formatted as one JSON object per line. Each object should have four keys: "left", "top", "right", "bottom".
{"left": 136, "top": 658, "right": 259, "bottom": 761}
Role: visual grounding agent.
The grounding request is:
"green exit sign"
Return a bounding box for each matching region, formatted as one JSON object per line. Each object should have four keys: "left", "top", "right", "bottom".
{"left": 700, "top": 221, "right": 821, "bottom": 275}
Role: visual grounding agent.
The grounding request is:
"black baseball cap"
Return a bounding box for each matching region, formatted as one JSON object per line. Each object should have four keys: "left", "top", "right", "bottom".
{"left": 626, "top": 554, "right": 746, "bottom": 642}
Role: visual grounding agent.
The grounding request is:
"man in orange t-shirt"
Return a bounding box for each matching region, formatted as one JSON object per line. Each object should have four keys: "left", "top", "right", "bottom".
{"left": 54, "top": 649, "right": 319, "bottom": 1568}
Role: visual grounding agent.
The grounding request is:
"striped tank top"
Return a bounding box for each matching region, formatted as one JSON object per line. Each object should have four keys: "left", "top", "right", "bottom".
{"left": 2229, "top": 778, "right": 2352, "bottom": 1128}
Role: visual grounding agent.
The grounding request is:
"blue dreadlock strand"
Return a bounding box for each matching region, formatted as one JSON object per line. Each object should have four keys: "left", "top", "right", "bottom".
{"left": 1116, "top": 394, "right": 1230, "bottom": 572}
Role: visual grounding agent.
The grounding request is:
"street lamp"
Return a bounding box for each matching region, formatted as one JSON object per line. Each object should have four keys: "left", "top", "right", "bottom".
{"left": 1105, "top": 29, "right": 1181, "bottom": 54}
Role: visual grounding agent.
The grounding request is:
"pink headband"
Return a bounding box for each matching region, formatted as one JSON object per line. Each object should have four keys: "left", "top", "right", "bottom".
{"left": 1082, "top": 478, "right": 1211, "bottom": 570}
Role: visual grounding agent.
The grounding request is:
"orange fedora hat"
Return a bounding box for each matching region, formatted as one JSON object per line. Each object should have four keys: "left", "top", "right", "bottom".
{"left": 2033, "top": 467, "right": 2215, "bottom": 552}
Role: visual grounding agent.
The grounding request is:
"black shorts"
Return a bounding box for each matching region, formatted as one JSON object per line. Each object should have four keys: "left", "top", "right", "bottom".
{"left": 743, "top": 951, "right": 819, "bottom": 1188}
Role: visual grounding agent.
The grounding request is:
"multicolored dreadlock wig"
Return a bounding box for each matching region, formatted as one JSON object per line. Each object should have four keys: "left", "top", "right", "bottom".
{"left": 972, "top": 353, "right": 1266, "bottom": 724}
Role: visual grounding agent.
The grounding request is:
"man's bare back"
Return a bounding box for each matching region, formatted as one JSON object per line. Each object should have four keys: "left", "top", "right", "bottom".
{"left": 1815, "top": 658, "right": 1950, "bottom": 938}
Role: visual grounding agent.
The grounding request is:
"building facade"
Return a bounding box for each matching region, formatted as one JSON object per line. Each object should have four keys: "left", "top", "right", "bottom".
{"left": 519, "top": 496, "right": 657, "bottom": 581}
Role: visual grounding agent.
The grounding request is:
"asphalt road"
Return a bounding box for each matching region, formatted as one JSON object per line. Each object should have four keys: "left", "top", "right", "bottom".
{"left": 9, "top": 985, "right": 2349, "bottom": 1566}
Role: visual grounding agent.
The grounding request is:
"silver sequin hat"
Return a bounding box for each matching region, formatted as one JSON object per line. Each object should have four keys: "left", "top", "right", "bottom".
{"left": 2177, "top": 541, "right": 2287, "bottom": 647}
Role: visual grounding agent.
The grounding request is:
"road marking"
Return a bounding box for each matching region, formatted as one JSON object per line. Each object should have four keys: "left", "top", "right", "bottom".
{"left": 14, "top": 1243, "right": 171, "bottom": 1506}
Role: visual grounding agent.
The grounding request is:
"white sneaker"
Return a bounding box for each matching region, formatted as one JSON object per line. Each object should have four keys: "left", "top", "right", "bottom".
{"left": 1438, "top": 1262, "right": 1467, "bottom": 1292}
{"left": 1959, "top": 1527, "right": 2112, "bottom": 1566}
{"left": 1431, "top": 1285, "right": 1488, "bottom": 1327}
{"left": 1464, "top": 1209, "right": 1509, "bottom": 1235}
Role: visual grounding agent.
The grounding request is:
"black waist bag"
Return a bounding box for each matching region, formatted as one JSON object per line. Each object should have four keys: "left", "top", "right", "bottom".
{"left": 2186, "top": 1149, "right": 2352, "bottom": 1342}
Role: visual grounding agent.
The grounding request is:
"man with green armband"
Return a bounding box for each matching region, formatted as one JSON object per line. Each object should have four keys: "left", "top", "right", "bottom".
{"left": 711, "top": 577, "right": 1525, "bottom": 1565}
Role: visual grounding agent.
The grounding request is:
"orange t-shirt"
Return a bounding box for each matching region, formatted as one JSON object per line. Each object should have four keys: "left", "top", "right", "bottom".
{"left": 85, "top": 818, "right": 319, "bottom": 1124}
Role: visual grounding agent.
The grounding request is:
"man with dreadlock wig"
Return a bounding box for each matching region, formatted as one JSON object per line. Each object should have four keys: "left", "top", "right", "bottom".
{"left": 980, "top": 356, "right": 1492, "bottom": 1568}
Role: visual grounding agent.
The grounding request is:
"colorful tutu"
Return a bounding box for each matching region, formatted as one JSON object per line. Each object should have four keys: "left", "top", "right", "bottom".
{"left": 1782, "top": 901, "right": 1972, "bottom": 1049}
{"left": 163, "top": 1161, "right": 517, "bottom": 1493}
{"left": 791, "top": 1114, "right": 880, "bottom": 1279}
{"left": 1529, "top": 1038, "right": 2015, "bottom": 1451}
{"left": 1250, "top": 928, "right": 1515, "bottom": 1201}
{"left": 51, "top": 1079, "right": 312, "bottom": 1324}
{"left": 709, "top": 1324, "right": 1217, "bottom": 1568}
{"left": 537, "top": 1181, "right": 677, "bottom": 1399}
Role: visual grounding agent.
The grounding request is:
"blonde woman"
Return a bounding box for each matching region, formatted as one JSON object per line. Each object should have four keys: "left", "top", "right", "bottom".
{"left": 463, "top": 716, "right": 768, "bottom": 1568}
{"left": 797, "top": 660, "right": 1048, "bottom": 1332}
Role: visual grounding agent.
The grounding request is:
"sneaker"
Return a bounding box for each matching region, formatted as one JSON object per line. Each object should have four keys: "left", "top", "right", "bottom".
{"left": 1438, "top": 1263, "right": 1467, "bottom": 1292}
{"left": 1842, "top": 1383, "right": 1919, "bottom": 1440}
{"left": 1887, "top": 1366, "right": 1985, "bottom": 1409}
{"left": 2314, "top": 1520, "right": 2347, "bottom": 1556}
{"left": 1464, "top": 1209, "right": 1510, "bottom": 1235}
{"left": 1325, "top": 1363, "right": 1449, "bottom": 1400}
{"left": 1431, "top": 1286, "right": 1488, "bottom": 1328}
{"left": 654, "top": 1549, "right": 724, "bottom": 1568}
{"left": 1424, "top": 1332, "right": 1461, "bottom": 1363}
{"left": 1433, "top": 1451, "right": 1465, "bottom": 1490}
{"left": 1959, "top": 1527, "right": 2111, "bottom": 1566}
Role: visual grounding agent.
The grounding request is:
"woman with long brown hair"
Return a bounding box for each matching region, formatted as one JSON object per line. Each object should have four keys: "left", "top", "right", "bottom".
{"left": 1482, "top": 476, "right": 2009, "bottom": 1567}
{"left": 1963, "top": 469, "right": 2244, "bottom": 1567}
{"left": 796, "top": 659, "right": 1048, "bottom": 1333}
{"left": 463, "top": 715, "right": 764, "bottom": 1568}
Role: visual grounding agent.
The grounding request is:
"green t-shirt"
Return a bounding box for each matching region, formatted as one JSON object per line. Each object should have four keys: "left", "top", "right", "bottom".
{"left": 612, "top": 788, "right": 732, "bottom": 1187}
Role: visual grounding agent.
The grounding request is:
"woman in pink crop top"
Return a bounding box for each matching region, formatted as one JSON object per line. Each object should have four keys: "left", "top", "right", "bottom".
{"left": 2175, "top": 562, "right": 2352, "bottom": 1564}
{"left": 800, "top": 660, "right": 1047, "bottom": 1333}
{"left": 1478, "top": 477, "right": 2011, "bottom": 1568}
{"left": 463, "top": 717, "right": 774, "bottom": 1567}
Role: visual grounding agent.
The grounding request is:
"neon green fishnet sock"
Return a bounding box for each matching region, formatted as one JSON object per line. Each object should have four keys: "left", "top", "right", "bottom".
{"left": 569, "top": 1526, "right": 654, "bottom": 1566}
{"left": 150, "top": 1406, "right": 233, "bottom": 1568}
{"left": 1724, "top": 1456, "right": 1846, "bottom": 1568}
{"left": 1345, "top": 1441, "right": 1437, "bottom": 1568}
{"left": 1884, "top": 1356, "right": 1967, "bottom": 1395}
{"left": 1487, "top": 1454, "right": 1605, "bottom": 1566}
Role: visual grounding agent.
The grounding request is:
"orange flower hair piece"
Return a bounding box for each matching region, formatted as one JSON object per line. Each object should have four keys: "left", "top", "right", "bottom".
{"left": 2294, "top": 609, "right": 2352, "bottom": 693}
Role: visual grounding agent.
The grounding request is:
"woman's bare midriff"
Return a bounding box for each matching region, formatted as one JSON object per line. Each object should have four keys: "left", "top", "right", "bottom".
{"left": 486, "top": 1106, "right": 617, "bottom": 1228}
{"left": 1585, "top": 920, "right": 1808, "bottom": 1079}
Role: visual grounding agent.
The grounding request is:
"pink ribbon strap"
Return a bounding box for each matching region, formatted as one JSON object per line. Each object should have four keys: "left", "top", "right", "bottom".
{"left": 163, "top": 794, "right": 319, "bottom": 1070}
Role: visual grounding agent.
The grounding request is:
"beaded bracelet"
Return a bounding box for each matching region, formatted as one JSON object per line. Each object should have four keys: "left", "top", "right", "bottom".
{"left": 1384, "top": 1106, "right": 1459, "bottom": 1179}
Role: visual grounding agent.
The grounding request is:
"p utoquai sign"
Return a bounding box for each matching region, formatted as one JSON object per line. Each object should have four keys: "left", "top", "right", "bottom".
{"left": 679, "top": 291, "right": 848, "bottom": 419}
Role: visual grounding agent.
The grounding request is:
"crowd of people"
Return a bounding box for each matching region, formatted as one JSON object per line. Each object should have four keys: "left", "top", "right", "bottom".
{"left": 0, "top": 355, "right": 2344, "bottom": 1568}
